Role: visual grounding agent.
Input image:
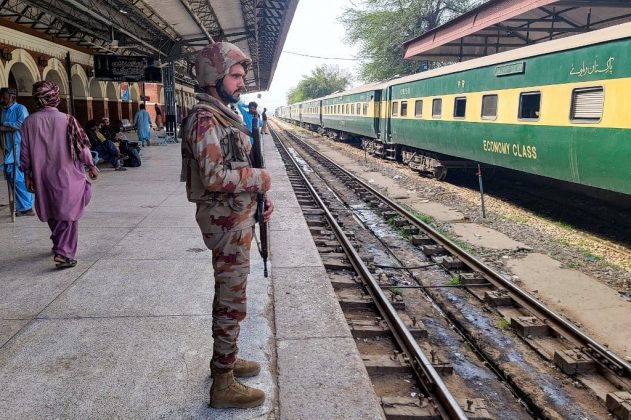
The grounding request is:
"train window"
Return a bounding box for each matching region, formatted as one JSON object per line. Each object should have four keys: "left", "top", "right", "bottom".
{"left": 454, "top": 97, "right": 466, "bottom": 118}
{"left": 400, "top": 101, "right": 408, "bottom": 117}
{"left": 481, "top": 95, "right": 498, "bottom": 119}
{"left": 570, "top": 87, "right": 604, "bottom": 123}
{"left": 392, "top": 101, "right": 399, "bottom": 116}
{"left": 363, "top": 103, "right": 368, "bottom": 115}
{"left": 414, "top": 100, "right": 423, "bottom": 117}
{"left": 518, "top": 92, "right": 541, "bottom": 120}
{"left": 432, "top": 98, "right": 442, "bottom": 118}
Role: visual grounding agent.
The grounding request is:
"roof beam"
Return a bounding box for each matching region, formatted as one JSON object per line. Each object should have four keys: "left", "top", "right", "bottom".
{"left": 62, "top": 0, "right": 162, "bottom": 55}
{"left": 177, "top": 0, "right": 213, "bottom": 43}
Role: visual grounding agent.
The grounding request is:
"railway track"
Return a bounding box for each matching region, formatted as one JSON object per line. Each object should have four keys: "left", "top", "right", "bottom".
{"left": 270, "top": 120, "right": 631, "bottom": 419}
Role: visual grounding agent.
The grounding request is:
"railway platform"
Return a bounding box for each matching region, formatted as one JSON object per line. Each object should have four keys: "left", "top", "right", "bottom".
{"left": 0, "top": 133, "right": 384, "bottom": 419}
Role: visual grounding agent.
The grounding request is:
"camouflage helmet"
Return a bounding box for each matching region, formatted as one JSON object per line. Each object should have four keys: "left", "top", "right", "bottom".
{"left": 195, "top": 42, "right": 252, "bottom": 88}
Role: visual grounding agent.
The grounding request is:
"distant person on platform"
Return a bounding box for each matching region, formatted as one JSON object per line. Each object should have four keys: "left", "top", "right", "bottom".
{"left": 261, "top": 108, "right": 268, "bottom": 134}
{"left": 236, "top": 100, "right": 261, "bottom": 144}
{"left": 134, "top": 104, "right": 151, "bottom": 147}
{"left": 181, "top": 42, "right": 273, "bottom": 409}
{"left": 1, "top": 87, "right": 34, "bottom": 216}
{"left": 20, "top": 81, "right": 98, "bottom": 268}
{"left": 155, "top": 104, "right": 164, "bottom": 129}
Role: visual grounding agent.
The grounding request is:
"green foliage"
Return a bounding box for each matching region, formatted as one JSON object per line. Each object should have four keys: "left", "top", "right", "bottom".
{"left": 497, "top": 318, "right": 511, "bottom": 330}
{"left": 340, "top": 0, "right": 481, "bottom": 82}
{"left": 287, "top": 65, "right": 351, "bottom": 104}
{"left": 448, "top": 274, "right": 462, "bottom": 285}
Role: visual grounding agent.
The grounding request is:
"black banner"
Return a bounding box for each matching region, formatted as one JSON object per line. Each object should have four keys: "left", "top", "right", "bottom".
{"left": 94, "top": 55, "right": 162, "bottom": 82}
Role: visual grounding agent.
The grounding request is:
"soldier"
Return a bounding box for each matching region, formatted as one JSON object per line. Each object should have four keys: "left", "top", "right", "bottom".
{"left": 181, "top": 42, "right": 274, "bottom": 409}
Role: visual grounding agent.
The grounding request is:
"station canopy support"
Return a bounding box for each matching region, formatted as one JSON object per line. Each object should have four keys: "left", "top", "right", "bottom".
{"left": 0, "top": 0, "right": 299, "bottom": 91}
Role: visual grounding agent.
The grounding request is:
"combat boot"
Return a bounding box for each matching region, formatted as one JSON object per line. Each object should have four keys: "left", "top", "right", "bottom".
{"left": 209, "top": 368, "right": 265, "bottom": 409}
{"left": 210, "top": 358, "right": 261, "bottom": 377}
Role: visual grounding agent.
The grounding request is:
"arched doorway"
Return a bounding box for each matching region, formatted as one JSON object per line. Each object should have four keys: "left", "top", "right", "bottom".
{"left": 89, "top": 78, "right": 106, "bottom": 123}
{"left": 130, "top": 83, "right": 141, "bottom": 119}
{"left": 105, "top": 81, "right": 121, "bottom": 124}
{"left": 71, "top": 70, "right": 90, "bottom": 123}
{"left": 8, "top": 62, "right": 37, "bottom": 112}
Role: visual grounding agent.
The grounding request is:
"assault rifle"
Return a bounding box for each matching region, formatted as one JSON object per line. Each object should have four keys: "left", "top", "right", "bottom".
{"left": 251, "top": 115, "right": 269, "bottom": 277}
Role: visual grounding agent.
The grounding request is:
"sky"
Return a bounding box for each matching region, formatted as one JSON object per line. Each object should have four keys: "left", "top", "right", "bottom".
{"left": 241, "top": 0, "right": 361, "bottom": 112}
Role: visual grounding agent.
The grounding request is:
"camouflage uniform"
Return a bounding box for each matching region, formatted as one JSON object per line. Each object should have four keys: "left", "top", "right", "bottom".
{"left": 182, "top": 93, "right": 271, "bottom": 369}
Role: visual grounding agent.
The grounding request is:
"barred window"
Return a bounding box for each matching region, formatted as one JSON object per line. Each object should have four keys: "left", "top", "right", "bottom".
{"left": 432, "top": 98, "right": 442, "bottom": 118}
{"left": 518, "top": 91, "right": 541, "bottom": 120}
{"left": 454, "top": 97, "right": 466, "bottom": 118}
{"left": 392, "top": 101, "right": 399, "bottom": 116}
{"left": 400, "top": 101, "right": 408, "bottom": 117}
{"left": 363, "top": 103, "right": 368, "bottom": 115}
{"left": 571, "top": 87, "right": 604, "bottom": 123}
{"left": 481, "top": 95, "right": 498, "bottom": 119}
{"left": 414, "top": 100, "right": 423, "bottom": 117}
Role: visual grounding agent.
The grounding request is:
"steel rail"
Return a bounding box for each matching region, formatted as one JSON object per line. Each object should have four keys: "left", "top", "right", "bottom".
{"left": 271, "top": 127, "right": 468, "bottom": 420}
{"left": 282, "top": 126, "right": 631, "bottom": 380}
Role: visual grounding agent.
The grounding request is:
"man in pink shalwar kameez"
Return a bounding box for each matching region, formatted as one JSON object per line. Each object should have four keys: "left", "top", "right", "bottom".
{"left": 20, "top": 81, "right": 98, "bottom": 268}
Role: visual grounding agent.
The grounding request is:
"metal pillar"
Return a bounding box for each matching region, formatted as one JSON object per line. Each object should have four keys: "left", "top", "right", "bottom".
{"left": 65, "top": 52, "right": 75, "bottom": 116}
{"left": 162, "top": 61, "right": 177, "bottom": 137}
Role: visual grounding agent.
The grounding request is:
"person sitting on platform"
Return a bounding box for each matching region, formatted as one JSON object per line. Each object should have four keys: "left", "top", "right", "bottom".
{"left": 85, "top": 120, "right": 127, "bottom": 171}
{"left": 99, "top": 117, "right": 115, "bottom": 141}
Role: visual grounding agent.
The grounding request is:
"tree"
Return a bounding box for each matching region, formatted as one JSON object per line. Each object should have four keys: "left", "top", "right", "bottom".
{"left": 287, "top": 64, "right": 351, "bottom": 104}
{"left": 340, "top": 0, "right": 482, "bottom": 82}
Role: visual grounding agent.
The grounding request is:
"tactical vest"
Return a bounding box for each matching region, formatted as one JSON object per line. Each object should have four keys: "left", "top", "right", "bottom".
{"left": 181, "top": 103, "right": 252, "bottom": 204}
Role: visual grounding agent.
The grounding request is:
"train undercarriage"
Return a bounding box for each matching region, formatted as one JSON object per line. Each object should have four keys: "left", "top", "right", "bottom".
{"left": 362, "top": 139, "right": 472, "bottom": 180}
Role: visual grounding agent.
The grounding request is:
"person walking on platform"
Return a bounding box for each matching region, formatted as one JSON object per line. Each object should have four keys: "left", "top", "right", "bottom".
{"left": 20, "top": 81, "right": 98, "bottom": 269}
{"left": 154, "top": 104, "right": 164, "bottom": 129}
{"left": 261, "top": 108, "right": 268, "bottom": 134}
{"left": 134, "top": 104, "right": 151, "bottom": 147}
{"left": 181, "top": 42, "right": 274, "bottom": 409}
{"left": 1, "top": 88, "right": 34, "bottom": 216}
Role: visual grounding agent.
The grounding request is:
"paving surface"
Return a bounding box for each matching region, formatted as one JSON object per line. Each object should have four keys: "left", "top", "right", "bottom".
{"left": 0, "top": 135, "right": 273, "bottom": 419}
{"left": 0, "top": 131, "right": 384, "bottom": 419}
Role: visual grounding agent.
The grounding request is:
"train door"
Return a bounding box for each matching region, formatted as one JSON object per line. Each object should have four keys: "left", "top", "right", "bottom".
{"left": 380, "top": 86, "right": 392, "bottom": 144}
{"left": 318, "top": 100, "right": 322, "bottom": 127}
{"left": 372, "top": 91, "right": 381, "bottom": 138}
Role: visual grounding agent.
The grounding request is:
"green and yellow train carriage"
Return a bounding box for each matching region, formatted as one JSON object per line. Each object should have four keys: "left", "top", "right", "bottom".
{"left": 300, "top": 98, "right": 322, "bottom": 129}
{"left": 321, "top": 83, "right": 382, "bottom": 140}
{"left": 382, "top": 22, "right": 631, "bottom": 195}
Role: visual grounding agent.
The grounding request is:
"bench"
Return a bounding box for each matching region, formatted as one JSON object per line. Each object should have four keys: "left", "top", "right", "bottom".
{"left": 121, "top": 119, "right": 134, "bottom": 132}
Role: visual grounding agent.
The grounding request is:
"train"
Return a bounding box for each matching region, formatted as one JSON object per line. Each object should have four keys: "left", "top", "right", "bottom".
{"left": 275, "top": 22, "right": 631, "bottom": 196}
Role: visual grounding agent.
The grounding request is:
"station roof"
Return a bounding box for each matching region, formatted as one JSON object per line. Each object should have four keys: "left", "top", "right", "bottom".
{"left": 0, "top": 0, "right": 298, "bottom": 90}
{"left": 403, "top": 0, "right": 631, "bottom": 61}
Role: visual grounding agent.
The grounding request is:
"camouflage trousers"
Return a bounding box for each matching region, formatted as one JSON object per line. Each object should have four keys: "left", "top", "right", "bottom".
{"left": 202, "top": 227, "right": 253, "bottom": 369}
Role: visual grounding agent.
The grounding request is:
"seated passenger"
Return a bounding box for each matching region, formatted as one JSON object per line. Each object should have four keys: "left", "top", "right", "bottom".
{"left": 85, "top": 120, "right": 127, "bottom": 171}
{"left": 112, "top": 122, "right": 141, "bottom": 168}
{"left": 99, "top": 117, "right": 115, "bottom": 141}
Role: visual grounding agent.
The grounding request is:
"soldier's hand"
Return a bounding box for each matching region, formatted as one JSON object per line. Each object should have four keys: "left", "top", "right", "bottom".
{"left": 263, "top": 197, "right": 274, "bottom": 222}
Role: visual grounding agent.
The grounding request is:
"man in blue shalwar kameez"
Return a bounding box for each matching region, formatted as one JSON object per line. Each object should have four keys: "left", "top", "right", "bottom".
{"left": 237, "top": 100, "right": 262, "bottom": 145}
{"left": 134, "top": 103, "right": 152, "bottom": 147}
{"left": 1, "top": 88, "right": 34, "bottom": 216}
